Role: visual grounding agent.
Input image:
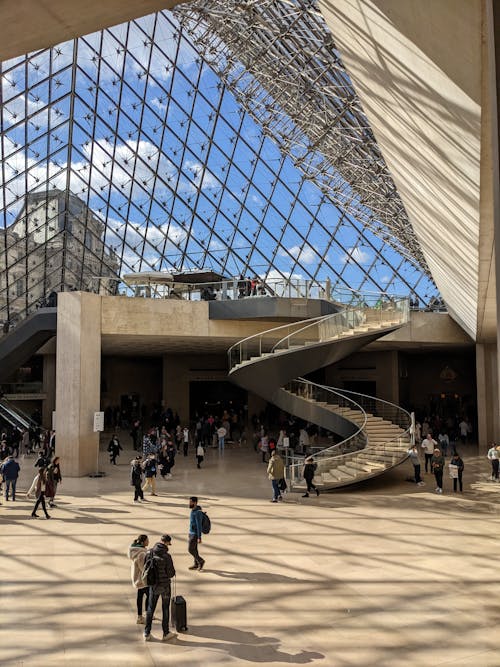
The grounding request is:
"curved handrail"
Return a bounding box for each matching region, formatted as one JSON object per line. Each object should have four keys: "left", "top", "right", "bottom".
{"left": 227, "top": 314, "right": 329, "bottom": 370}
{"left": 272, "top": 297, "right": 408, "bottom": 354}
{"left": 228, "top": 295, "right": 409, "bottom": 371}
{"left": 285, "top": 382, "right": 412, "bottom": 489}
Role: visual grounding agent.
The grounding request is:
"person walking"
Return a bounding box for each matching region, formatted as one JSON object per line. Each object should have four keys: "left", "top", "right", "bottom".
{"left": 421, "top": 433, "right": 437, "bottom": 473}
{"left": 302, "top": 456, "right": 320, "bottom": 497}
{"left": 30, "top": 467, "right": 51, "bottom": 519}
{"left": 431, "top": 447, "right": 445, "bottom": 494}
{"left": 128, "top": 534, "right": 149, "bottom": 625}
{"left": 216, "top": 425, "right": 226, "bottom": 454}
{"left": 188, "top": 496, "right": 205, "bottom": 571}
{"left": 143, "top": 535, "right": 177, "bottom": 642}
{"left": 259, "top": 433, "right": 269, "bottom": 463}
{"left": 487, "top": 442, "right": 499, "bottom": 481}
{"left": 182, "top": 427, "right": 190, "bottom": 457}
{"left": 131, "top": 456, "right": 144, "bottom": 502}
{"left": 407, "top": 444, "right": 425, "bottom": 486}
{"left": 267, "top": 449, "right": 285, "bottom": 502}
{"left": 46, "top": 456, "right": 62, "bottom": 508}
{"left": 107, "top": 434, "right": 122, "bottom": 465}
{"left": 142, "top": 454, "right": 158, "bottom": 496}
{"left": 449, "top": 452, "right": 464, "bottom": 492}
{"left": 1, "top": 454, "right": 20, "bottom": 501}
{"left": 196, "top": 442, "right": 204, "bottom": 469}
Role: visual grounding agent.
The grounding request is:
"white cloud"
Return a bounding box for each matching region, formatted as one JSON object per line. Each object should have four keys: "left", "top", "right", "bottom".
{"left": 341, "top": 247, "right": 371, "bottom": 265}
{"left": 278, "top": 244, "right": 316, "bottom": 265}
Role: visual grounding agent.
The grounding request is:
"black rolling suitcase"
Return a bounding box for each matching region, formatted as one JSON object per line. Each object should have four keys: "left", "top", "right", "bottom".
{"left": 171, "top": 579, "right": 188, "bottom": 632}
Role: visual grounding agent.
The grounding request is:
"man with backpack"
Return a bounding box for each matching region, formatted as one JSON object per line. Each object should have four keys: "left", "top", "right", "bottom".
{"left": 188, "top": 496, "right": 207, "bottom": 571}
{"left": 143, "top": 534, "right": 176, "bottom": 642}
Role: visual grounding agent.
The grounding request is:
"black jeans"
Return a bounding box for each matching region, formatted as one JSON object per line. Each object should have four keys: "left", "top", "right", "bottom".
{"left": 188, "top": 535, "right": 204, "bottom": 567}
{"left": 134, "top": 481, "right": 144, "bottom": 501}
{"left": 144, "top": 587, "right": 171, "bottom": 636}
{"left": 492, "top": 460, "right": 499, "bottom": 479}
{"left": 136, "top": 586, "right": 149, "bottom": 616}
{"left": 413, "top": 464, "right": 422, "bottom": 484}
{"left": 32, "top": 492, "right": 49, "bottom": 517}
{"left": 424, "top": 453, "right": 433, "bottom": 473}
{"left": 305, "top": 477, "right": 317, "bottom": 493}
{"left": 453, "top": 471, "right": 463, "bottom": 492}
{"left": 434, "top": 470, "right": 443, "bottom": 490}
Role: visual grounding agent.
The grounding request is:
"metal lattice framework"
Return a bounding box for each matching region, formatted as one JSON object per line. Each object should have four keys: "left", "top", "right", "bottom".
{"left": 0, "top": 7, "right": 437, "bottom": 327}
{"left": 175, "top": 0, "right": 428, "bottom": 271}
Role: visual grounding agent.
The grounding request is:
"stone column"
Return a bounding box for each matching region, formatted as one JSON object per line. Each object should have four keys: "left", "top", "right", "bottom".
{"left": 476, "top": 343, "right": 499, "bottom": 453}
{"left": 55, "top": 292, "right": 101, "bottom": 476}
{"left": 162, "top": 354, "right": 190, "bottom": 423}
{"left": 42, "top": 353, "right": 56, "bottom": 428}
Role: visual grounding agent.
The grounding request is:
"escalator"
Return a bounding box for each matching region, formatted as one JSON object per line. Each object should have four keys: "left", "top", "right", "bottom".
{"left": 0, "top": 307, "right": 57, "bottom": 383}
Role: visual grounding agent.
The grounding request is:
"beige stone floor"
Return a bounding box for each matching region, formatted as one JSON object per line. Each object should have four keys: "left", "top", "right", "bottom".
{"left": 1, "top": 440, "right": 499, "bottom": 667}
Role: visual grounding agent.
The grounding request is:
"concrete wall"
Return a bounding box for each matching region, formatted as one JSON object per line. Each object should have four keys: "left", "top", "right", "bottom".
{"left": 101, "top": 356, "right": 162, "bottom": 414}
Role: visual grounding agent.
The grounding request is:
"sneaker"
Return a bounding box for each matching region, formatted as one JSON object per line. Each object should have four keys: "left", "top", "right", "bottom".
{"left": 45, "top": 514, "right": 51, "bottom": 519}
{"left": 277, "top": 496, "right": 283, "bottom": 502}
{"left": 30, "top": 513, "right": 39, "bottom": 518}
{"left": 166, "top": 473, "right": 172, "bottom": 478}
{"left": 417, "top": 481, "right": 425, "bottom": 486}
{"left": 188, "top": 564, "right": 199, "bottom": 570}
{"left": 302, "top": 493, "right": 309, "bottom": 498}
{"left": 136, "top": 616, "right": 145, "bottom": 624}
{"left": 198, "top": 560, "right": 205, "bottom": 572}
{"left": 270, "top": 499, "right": 278, "bottom": 503}
{"left": 316, "top": 489, "right": 320, "bottom": 496}
{"left": 151, "top": 493, "right": 158, "bottom": 496}
{"left": 438, "top": 488, "right": 443, "bottom": 494}
{"left": 143, "top": 634, "right": 151, "bottom": 641}
{"left": 162, "top": 632, "right": 177, "bottom": 642}
{"left": 134, "top": 499, "right": 139, "bottom": 503}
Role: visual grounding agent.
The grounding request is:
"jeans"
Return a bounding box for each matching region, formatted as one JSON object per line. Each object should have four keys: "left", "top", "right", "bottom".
{"left": 32, "top": 492, "right": 49, "bottom": 517}
{"left": 137, "top": 586, "right": 149, "bottom": 616}
{"left": 271, "top": 479, "right": 282, "bottom": 500}
{"left": 413, "top": 464, "right": 422, "bottom": 484}
{"left": 424, "top": 453, "right": 432, "bottom": 473}
{"left": 453, "top": 471, "right": 463, "bottom": 492}
{"left": 434, "top": 470, "right": 443, "bottom": 490}
{"left": 492, "top": 460, "right": 499, "bottom": 479}
{"left": 188, "top": 535, "right": 204, "bottom": 567}
{"left": 218, "top": 437, "right": 224, "bottom": 453}
{"left": 134, "top": 481, "right": 144, "bottom": 501}
{"left": 144, "top": 587, "right": 171, "bottom": 636}
{"left": 5, "top": 478, "right": 17, "bottom": 500}
{"left": 305, "top": 477, "right": 317, "bottom": 493}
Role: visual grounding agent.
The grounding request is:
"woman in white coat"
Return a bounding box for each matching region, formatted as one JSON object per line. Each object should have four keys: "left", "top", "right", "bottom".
{"left": 128, "top": 534, "right": 149, "bottom": 624}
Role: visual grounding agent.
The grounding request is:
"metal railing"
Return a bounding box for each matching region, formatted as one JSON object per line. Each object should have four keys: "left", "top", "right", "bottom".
{"left": 228, "top": 296, "right": 409, "bottom": 369}
{"left": 285, "top": 382, "right": 412, "bottom": 490}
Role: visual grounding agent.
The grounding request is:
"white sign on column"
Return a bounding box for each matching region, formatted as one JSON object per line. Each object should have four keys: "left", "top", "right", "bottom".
{"left": 93, "top": 411, "right": 105, "bottom": 432}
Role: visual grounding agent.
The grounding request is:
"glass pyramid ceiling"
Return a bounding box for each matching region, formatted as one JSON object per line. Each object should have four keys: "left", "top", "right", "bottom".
{"left": 0, "top": 3, "right": 438, "bottom": 325}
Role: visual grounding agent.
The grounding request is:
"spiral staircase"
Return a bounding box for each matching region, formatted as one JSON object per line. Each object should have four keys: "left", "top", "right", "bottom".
{"left": 228, "top": 296, "right": 413, "bottom": 491}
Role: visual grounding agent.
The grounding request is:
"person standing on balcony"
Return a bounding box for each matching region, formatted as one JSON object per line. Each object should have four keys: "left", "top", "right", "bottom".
{"left": 421, "top": 433, "right": 437, "bottom": 474}
{"left": 267, "top": 449, "right": 285, "bottom": 502}
{"left": 302, "top": 457, "right": 320, "bottom": 497}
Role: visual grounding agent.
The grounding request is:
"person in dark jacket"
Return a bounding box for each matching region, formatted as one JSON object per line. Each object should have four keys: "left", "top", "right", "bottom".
{"left": 131, "top": 456, "right": 144, "bottom": 502}
{"left": 144, "top": 535, "right": 177, "bottom": 642}
{"left": 107, "top": 434, "right": 122, "bottom": 465}
{"left": 46, "top": 456, "right": 62, "bottom": 508}
{"left": 302, "top": 457, "right": 320, "bottom": 497}
{"left": 450, "top": 452, "right": 465, "bottom": 492}
{"left": 431, "top": 448, "right": 445, "bottom": 494}
{"left": 188, "top": 496, "right": 205, "bottom": 571}
{"left": 1, "top": 455, "right": 20, "bottom": 501}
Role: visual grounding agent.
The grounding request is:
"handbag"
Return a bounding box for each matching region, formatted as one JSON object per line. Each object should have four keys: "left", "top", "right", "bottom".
{"left": 278, "top": 478, "right": 287, "bottom": 491}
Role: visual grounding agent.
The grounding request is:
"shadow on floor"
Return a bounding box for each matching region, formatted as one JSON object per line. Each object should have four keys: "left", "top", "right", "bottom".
{"left": 176, "top": 624, "right": 324, "bottom": 663}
